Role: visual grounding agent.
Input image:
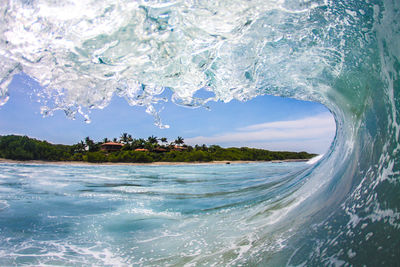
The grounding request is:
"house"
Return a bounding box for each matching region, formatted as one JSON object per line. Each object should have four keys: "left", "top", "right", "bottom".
{"left": 172, "top": 145, "right": 187, "bottom": 151}
{"left": 100, "top": 142, "right": 124, "bottom": 152}
{"left": 134, "top": 148, "right": 149, "bottom": 152}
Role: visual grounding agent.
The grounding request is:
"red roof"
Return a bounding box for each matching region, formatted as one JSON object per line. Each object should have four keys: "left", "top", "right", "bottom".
{"left": 173, "top": 145, "right": 187, "bottom": 149}
{"left": 135, "top": 148, "right": 149, "bottom": 152}
{"left": 101, "top": 142, "right": 124, "bottom": 146}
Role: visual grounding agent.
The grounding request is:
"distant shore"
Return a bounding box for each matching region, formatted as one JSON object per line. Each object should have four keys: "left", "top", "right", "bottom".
{"left": 0, "top": 158, "right": 309, "bottom": 166}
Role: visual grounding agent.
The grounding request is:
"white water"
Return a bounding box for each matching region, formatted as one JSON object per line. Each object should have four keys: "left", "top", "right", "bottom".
{"left": 0, "top": 0, "right": 399, "bottom": 265}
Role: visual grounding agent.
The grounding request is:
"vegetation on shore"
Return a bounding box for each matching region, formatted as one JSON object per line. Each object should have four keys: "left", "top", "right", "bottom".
{"left": 0, "top": 134, "right": 317, "bottom": 163}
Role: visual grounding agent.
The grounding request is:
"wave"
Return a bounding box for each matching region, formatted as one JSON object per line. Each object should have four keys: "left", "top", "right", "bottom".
{"left": 0, "top": 0, "right": 399, "bottom": 265}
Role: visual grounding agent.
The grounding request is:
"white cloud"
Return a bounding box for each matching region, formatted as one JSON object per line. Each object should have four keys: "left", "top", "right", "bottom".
{"left": 239, "top": 113, "right": 335, "bottom": 131}
{"left": 185, "top": 112, "right": 336, "bottom": 154}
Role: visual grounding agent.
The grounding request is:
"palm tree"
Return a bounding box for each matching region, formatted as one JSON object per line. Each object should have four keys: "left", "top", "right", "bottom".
{"left": 103, "top": 137, "right": 110, "bottom": 143}
{"left": 132, "top": 138, "right": 146, "bottom": 149}
{"left": 127, "top": 134, "right": 133, "bottom": 143}
{"left": 175, "top": 136, "right": 184, "bottom": 145}
{"left": 73, "top": 141, "right": 86, "bottom": 153}
{"left": 113, "top": 137, "right": 118, "bottom": 142}
{"left": 120, "top": 133, "right": 129, "bottom": 144}
{"left": 160, "top": 137, "right": 168, "bottom": 148}
{"left": 147, "top": 135, "right": 158, "bottom": 145}
{"left": 85, "top": 136, "right": 96, "bottom": 151}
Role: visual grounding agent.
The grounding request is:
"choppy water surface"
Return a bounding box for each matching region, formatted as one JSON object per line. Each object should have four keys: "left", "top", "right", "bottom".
{"left": 1, "top": 0, "right": 400, "bottom": 265}
{"left": 0, "top": 162, "right": 310, "bottom": 266}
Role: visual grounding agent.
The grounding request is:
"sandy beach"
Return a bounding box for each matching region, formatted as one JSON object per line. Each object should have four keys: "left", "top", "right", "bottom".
{"left": 0, "top": 158, "right": 308, "bottom": 166}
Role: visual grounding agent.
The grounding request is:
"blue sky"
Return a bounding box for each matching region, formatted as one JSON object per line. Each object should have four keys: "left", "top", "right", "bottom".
{"left": 0, "top": 74, "right": 335, "bottom": 154}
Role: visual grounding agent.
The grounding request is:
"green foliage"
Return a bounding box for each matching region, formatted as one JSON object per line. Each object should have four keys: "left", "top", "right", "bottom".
{"left": 108, "top": 151, "right": 153, "bottom": 163}
{"left": 0, "top": 135, "right": 317, "bottom": 163}
{"left": 174, "top": 136, "right": 184, "bottom": 145}
{"left": 71, "top": 153, "right": 84, "bottom": 161}
{"left": 186, "top": 150, "right": 212, "bottom": 162}
{"left": 0, "top": 135, "right": 72, "bottom": 161}
{"left": 147, "top": 135, "right": 158, "bottom": 145}
{"left": 86, "top": 152, "right": 107, "bottom": 163}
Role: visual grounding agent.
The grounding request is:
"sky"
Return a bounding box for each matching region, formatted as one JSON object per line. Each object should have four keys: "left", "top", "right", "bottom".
{"left": 0, "top": 74, "right": 336, "bottom": 154}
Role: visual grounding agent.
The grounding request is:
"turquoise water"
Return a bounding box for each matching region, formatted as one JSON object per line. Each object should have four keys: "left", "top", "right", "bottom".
{"left": 0, "top": 0, "right": 400, "bottom": 265}
{"left": 0, "top": 162, "right": 309, "bottom": 266}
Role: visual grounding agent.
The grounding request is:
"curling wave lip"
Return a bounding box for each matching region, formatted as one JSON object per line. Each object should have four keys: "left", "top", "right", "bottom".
{"left": 0, "top": 0, "right": 399, "bottom": 265}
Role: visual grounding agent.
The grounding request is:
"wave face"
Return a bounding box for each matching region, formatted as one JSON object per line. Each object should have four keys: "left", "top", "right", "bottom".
{"left": 0, "top": 0, "right": 399, "bottom": 265}
{"left": 0, "top": 162, "right": 311, "bottom": 266}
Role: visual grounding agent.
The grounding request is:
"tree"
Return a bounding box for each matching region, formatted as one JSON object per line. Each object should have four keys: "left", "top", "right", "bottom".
{"left": 175, "top": 136, "right": 184, "bottom": 145}
{"left": 84, "top": 137, "right": 101, "bottom": 152}
{"left": 103, "top": 138, "right": 110, "bottom": 143}
{"left": 147, "top": 135, "right": 158, "bottom": 145}
{"left": 201, "top": 144, "right": 208, "bottom": 151}
{"left": 132, "top": 138, "right": 146, "bottom": 149}
{"left": 127, "top": 134, "right": 133, "bottom": 143}
{"left": 0, "top": 135, "right": 316, "bottom": 163}
{"left": 160, "top": 137, "right": 168, "bottom": 144}
{"left": 120, "top": 133, "right": 129, "bottom": 144}
{"left": 73, "top": 141, "right": 86, "bottom": 153}
{"left": 209, "top": 145, "right": 222, "bottom": 152}
{"left": 85, "top": 137, "right": 94, "bottom": 151}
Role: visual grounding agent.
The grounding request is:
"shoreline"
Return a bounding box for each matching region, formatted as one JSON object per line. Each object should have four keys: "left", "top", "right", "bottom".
{"left": 0, "top": 158, "right": 309, "bottom": 166}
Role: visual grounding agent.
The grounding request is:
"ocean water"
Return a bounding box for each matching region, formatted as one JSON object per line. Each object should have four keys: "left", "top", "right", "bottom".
{"left": 0, "top": 0, "right": 399, "bottom": 265}
{"left": 0, "top": 161, "right": 311, "bottom": 266}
